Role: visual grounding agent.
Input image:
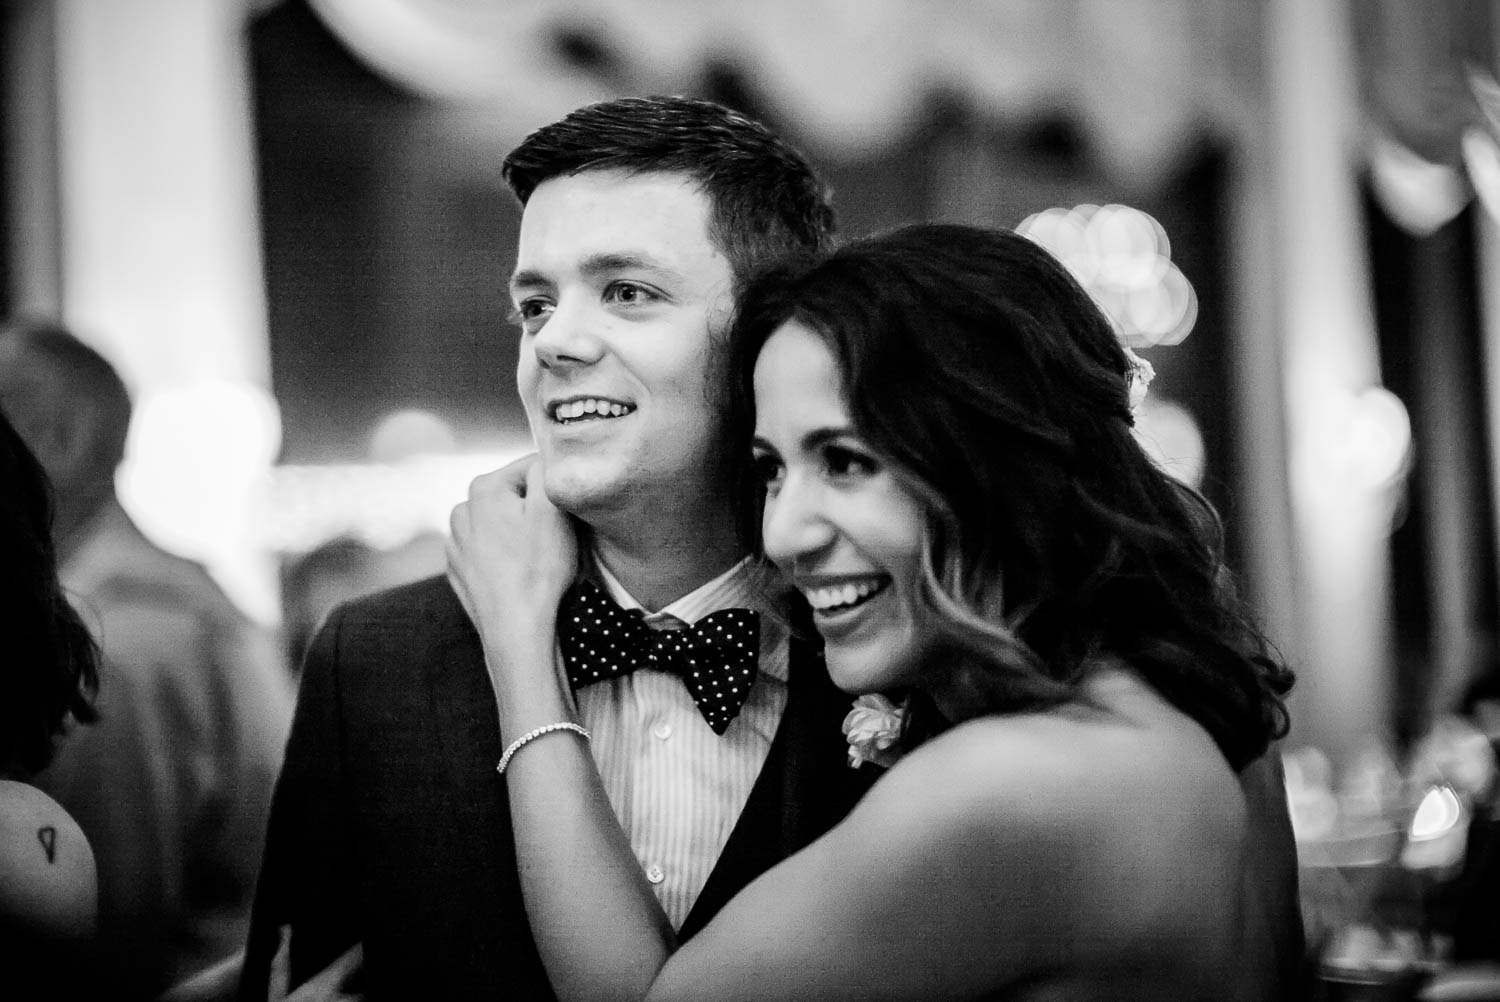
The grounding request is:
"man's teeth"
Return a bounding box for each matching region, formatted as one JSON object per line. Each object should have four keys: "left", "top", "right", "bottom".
{"left": 555, "top": 398, "right": 631, "bottom": 421}
{"left": 805, "top": 580, "right": 885, "bottom": 611}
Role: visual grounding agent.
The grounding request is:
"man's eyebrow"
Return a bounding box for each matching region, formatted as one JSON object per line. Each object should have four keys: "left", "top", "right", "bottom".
{"left": 578, "top": 252, "right": 683, "bottom": 282}
{"left": 510, "top": 253, "right": 684, "bottom": 293}
{"left": 509, "top": 268, "right": 550, "bottom": 294}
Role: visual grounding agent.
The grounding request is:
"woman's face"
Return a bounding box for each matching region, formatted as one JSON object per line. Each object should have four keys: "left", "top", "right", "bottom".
{"left": 752, "top": 321, "right": 937, "bottom": 693}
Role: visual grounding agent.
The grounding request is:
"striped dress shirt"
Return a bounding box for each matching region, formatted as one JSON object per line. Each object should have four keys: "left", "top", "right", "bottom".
{"left": 574, "top": 556, "right": 790, "bottom": 930}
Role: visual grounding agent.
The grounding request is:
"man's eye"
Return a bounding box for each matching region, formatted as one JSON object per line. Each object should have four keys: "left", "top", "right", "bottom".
{"left": 822, "top": 446, "right": 876, "bottom": 479}
{"left": 509, "top": 299, "right": 553, "bottom": 334}
{"left": 603, "top": 282, "right": 658, "bottom": 306}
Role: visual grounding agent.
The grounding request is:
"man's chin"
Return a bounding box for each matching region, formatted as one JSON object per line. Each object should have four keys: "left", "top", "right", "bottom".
{"left": 539, "top": 463, "right": 626, "bottom": 519}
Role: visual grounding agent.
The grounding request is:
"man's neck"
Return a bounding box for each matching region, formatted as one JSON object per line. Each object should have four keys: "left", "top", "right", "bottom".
{"left": 588, "top": 518, "right": 745, "bottom": 613}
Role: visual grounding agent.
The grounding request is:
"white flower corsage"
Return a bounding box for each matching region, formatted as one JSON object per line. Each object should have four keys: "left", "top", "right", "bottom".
{"left": 842, "top": 694, "right": 906, "bottom": 770}
{"left": 1124, "top": 345, "right": 1155, "bottom": 416}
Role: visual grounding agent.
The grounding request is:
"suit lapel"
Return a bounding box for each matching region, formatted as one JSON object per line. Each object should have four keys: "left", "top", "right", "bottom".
{"left": 426, "top": 599, "right": 506, "bottom": 836}
{"left": 421, "top": 590, "right": 551, "bottom": 988}
{"left": 679, "top": 632, "right": 878, "bottom": 940}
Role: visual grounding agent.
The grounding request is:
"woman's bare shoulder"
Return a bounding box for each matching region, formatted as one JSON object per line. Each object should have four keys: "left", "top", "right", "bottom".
{"left": 867, "top": 670, "right": 1249, "bottom": 940}
{"left": 0, "top": 780, "right": 97, "bottom": 941}
{"left": 896, "top": 669, "right": 1239, "bottom": 814}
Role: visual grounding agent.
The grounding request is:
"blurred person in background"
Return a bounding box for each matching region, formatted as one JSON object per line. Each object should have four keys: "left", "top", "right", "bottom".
{"left": 0, "top": 320, "right": 296, "bottom": 1001}
{"left": 279, "top": 533, "right": 446, "bottom": 672}
{"left": 278, "top": 537, "right": 383, "bottom": 671}
{"left": 238, "top": 96, "right": 871, "bottom": 1001}
{"left": 0, "top": 405, "right": 99, "bottom": 980}
{"left": 448, "top": 224, "right": 1305, "bottom": 1001}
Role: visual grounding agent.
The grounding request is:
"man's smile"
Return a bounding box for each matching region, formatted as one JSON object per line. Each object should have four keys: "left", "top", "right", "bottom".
{"left": 547, "top": 395, "right": 637, "bottom": 424}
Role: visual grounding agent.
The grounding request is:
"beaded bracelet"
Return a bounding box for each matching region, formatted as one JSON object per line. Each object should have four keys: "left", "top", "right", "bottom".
{"left": 495, "top": 722, "right": 592, "bottom": 775}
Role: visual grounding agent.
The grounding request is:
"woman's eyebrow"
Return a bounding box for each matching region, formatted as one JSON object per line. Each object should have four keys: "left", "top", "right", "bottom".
{"left": 751, "top": 427, "right": 854, "bottom": 454}
{"left": 802, "top": 427, "right": 854, "bottom": 451}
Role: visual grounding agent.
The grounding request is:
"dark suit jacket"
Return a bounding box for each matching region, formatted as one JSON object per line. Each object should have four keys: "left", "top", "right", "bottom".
{"left": 238, "top": 575, "right": 875, "bottom": 1000}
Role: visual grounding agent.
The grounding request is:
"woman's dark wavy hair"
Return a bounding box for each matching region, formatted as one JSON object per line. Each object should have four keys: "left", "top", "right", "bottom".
{"left": 0, "top": 405, "right": 99, "bottom": 778}
{"left": 729, "top": 223, "right": 1293, "bottom": 771}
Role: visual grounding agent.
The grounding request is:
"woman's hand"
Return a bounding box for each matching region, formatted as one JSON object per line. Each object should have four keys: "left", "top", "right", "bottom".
{"left": 448, "top": 455, "right": 579, "bottom": 717}
{"left": 267, "top": 932, "right": 364, "bottom": 1002}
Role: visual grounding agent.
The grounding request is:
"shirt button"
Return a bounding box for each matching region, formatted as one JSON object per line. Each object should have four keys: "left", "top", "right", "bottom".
{"left": 651, "top": 720, "right": 672, "bottom": 741}
{"left": 645, "top": 864, "right": 665, "bottom": 884}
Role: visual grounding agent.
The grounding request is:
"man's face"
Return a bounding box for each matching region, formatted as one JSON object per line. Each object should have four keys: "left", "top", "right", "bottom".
{"left": 511, "top": 170, "right": 736, "bottom": 520}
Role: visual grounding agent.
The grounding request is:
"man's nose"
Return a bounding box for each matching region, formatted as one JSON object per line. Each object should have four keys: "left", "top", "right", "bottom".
{"left": 531, "top": 301, "right": 604, "bottom": 370}
{"left": 761, "top": 474, "right": 836, "bottom": 569}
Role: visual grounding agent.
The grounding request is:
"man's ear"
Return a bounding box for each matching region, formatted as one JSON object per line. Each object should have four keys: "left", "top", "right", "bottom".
{"left": 44, "top": 404, "right": 99, "bottom": 489}
{"left": 0, "top": 377, "right": 65, "bottom": 480}
{"left": 11, "top": 393, "right": 93, "bottom": 492}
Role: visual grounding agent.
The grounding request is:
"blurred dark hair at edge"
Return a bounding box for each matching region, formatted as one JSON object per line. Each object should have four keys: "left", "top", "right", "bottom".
{"left": 0, "top": 403, "right": 99, "bottom": 779}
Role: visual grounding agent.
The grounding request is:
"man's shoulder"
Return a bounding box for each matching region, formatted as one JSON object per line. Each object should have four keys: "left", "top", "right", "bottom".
{"left": 334, "top": 573, "right": 467, "bottom": 629}
{"left": 309, "top": 574, "right": 478, "bottom": 674}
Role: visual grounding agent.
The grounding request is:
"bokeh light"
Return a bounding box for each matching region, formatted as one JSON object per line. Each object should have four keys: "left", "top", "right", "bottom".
{"left": 1132, "top": 398, "right": 1205, "bottom": 489}
{"left": 118, "top": 379, "right": 282, "bottom": 563}
{"left": 1299, "top": 386, "right": 1414, "bottom": 497}
{"left": 1408, "top": 784, "right": 1463, "bottom": 842}
{"left": 264, "top": 449, "right": 527, "bottom": 553}
{"left": 368, "top": 407, "right": 459, "bottom": 463}
{"left": 1017, "top": 203, "right": 1198, "bottom": 348}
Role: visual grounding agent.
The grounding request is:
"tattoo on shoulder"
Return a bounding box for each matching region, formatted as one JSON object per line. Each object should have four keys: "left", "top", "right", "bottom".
{"left": 38, "top": 826, "right": 56, "bottom": 863}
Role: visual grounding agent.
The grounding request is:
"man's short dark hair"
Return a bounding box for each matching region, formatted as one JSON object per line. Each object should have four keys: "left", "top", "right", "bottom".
{"left": 503, "top": 96, "right": 836, "bottom": 288}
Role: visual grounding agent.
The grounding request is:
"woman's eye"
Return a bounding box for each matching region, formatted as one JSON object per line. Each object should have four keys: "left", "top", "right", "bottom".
{"left": 822, "top": 445, "right": 876, "bottom": 480}
{"left": 751, "top": 453, "right": 785, "bottom": 494}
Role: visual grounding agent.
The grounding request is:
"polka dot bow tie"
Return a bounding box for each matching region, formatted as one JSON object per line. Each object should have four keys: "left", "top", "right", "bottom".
{"left": 558, "top": 580, "right": 761, "bottom": 735}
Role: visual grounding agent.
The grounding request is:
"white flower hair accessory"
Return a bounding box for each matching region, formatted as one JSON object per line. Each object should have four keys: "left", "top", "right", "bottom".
{"left": 1124, "top": 345, "right": 1155, "bottom": 417}
{"left": 842, "top": 694, "right": 906, "bottom": 770}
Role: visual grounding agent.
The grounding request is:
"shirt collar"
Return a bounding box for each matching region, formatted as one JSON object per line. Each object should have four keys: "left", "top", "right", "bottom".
{"left": 590, "top": 555, "right": 790, "bottom": 682}
{"left": 592, "top": 554, "right": 751, "bottom": 621}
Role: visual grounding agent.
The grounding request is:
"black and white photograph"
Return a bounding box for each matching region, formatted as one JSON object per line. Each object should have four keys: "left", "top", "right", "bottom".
{"left": 3, "top": 2, "right": 1499, "bottom": 999}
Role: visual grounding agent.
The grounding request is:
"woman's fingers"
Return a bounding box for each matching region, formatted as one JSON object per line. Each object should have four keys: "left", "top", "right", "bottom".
{"left": 477, "top": 454, "right": 536, "bottom": 499}
{"left": 446, "top": 453, "right": 576, "bottom": 634}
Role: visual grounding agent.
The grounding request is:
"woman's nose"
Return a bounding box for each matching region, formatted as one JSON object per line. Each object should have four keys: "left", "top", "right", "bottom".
{"left": 761, "top": 475, "right": 835, "bottom": 569}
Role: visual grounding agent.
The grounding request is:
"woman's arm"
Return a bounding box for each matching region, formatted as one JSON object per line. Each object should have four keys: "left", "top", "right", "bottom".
{"left": 448, "top": 465, "right": 1198, "bottom": 1001}
{"left": 635, "top": 711, "right": 1238, "bottom": 1002}
{"left": 448, "top": 458, "right": 679, "bottom": 1002}
{"left": 635, "top": 726, "right": 1092, "bottom": 1002}
{"left": 0, "top": 779, "right": 96, "bottom": 949}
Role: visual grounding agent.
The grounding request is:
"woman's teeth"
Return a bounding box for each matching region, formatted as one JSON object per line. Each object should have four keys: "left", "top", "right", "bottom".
{"left": 805, "top": 578, "right": 888, "bottom": 612}
{"left": 555, "top": 398, "right": 632, "bottom": 422}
